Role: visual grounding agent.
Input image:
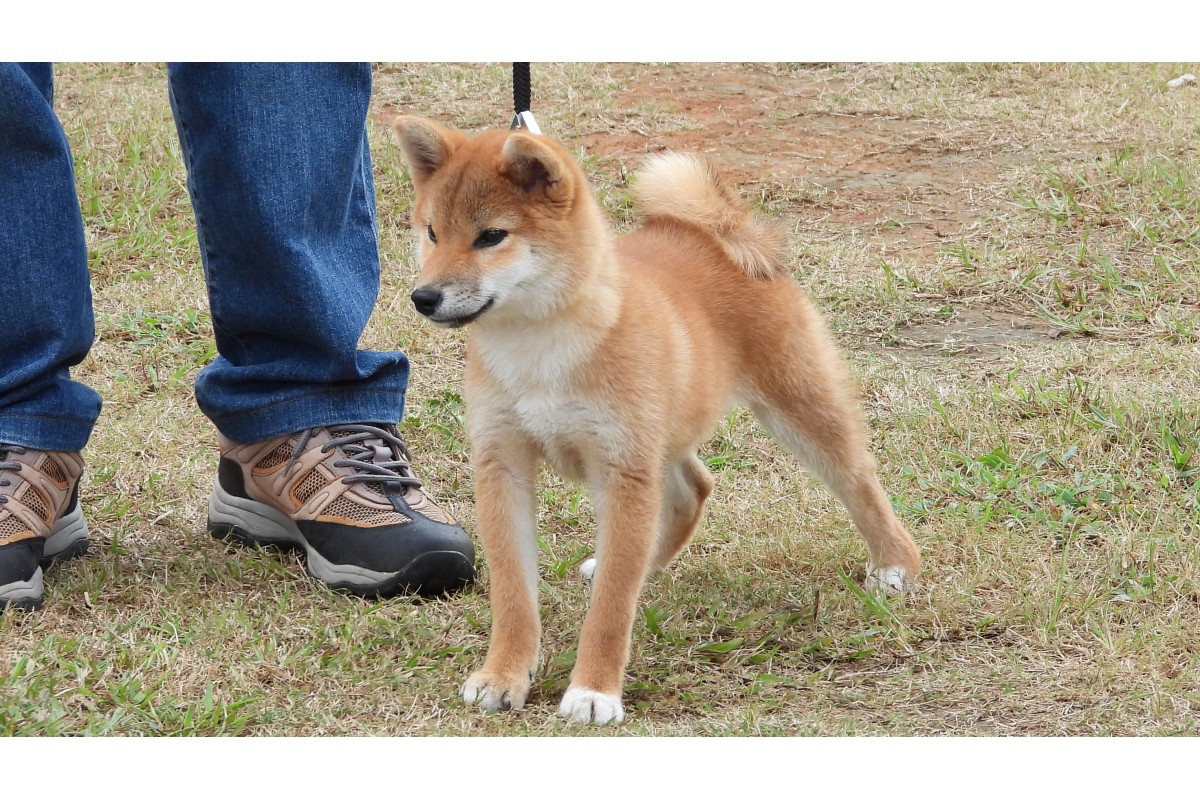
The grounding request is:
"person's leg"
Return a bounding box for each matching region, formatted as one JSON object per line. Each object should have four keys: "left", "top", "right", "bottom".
{"left": 168, "top": 63, "right": 474, "bottom": 596}
{"left": 0, "top": 62, "right": 96, "bottom": 609}
{"left": 0, "top": 63, "right": 101, "bottom": 450}
{"left": 167, "top": 62, "right": 406, "bottom": 437}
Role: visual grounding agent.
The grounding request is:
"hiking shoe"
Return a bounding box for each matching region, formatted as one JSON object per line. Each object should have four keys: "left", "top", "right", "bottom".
{"left": 0, "top": 445, "right": 89, "bottom": 610}
{"left": 208, "top": 424, "right": 475, "bottom": 598}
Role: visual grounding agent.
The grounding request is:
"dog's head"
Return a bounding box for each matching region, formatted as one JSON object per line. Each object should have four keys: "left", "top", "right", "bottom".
{"left": 391, "top": 116, "right": 597, "bottom": 328}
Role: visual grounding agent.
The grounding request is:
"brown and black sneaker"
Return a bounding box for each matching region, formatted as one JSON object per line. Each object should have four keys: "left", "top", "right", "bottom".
{"left": 207, "top": 424, "right": 475, "bottom": 598}
{"left": 0, "top": 445, "right": 89, "bottom": 610}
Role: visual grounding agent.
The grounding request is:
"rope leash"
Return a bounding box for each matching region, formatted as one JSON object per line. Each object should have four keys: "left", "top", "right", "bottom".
{"left": 510, "top": 62, "right": 542, "bottom": 135}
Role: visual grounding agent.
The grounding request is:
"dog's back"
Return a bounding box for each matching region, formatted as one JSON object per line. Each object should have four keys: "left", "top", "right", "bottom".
{"left": 617, "top": 153, "right": 846, "bottom": 418}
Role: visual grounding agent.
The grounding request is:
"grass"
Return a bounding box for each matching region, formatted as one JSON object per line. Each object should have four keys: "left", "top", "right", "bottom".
{"left": 2, "top": 62, "right": 1198, "bottom": 736}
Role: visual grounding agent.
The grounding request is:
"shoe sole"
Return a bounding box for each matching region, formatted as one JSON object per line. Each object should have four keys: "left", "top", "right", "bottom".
{"left": 0, "top": 498, "right": 90, "bottom": 611}
{"left": 207, "top": 478, "right": 474, "bottom": 598}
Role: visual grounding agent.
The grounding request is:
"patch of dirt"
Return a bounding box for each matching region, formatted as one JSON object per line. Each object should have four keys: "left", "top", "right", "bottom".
{"left": 887, "top": 308, "right": 1058, "bottom": 358}
{"left": 577, "top": 63, "right": 1023, "bottom": 258}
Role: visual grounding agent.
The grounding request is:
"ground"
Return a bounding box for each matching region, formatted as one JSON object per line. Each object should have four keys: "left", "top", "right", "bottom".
{"left": 2, "top": 62, "right": 1198, "bottom": 736}
{"left": 574, "top": 63, "right": 1052, "bottom": 347}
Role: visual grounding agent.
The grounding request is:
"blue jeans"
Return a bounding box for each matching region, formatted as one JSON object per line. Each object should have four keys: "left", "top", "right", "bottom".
{"left": 0, "top": 63, "right": 410, "bottom": 451}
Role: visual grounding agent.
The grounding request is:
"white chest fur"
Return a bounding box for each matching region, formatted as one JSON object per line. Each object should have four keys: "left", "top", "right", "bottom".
{"left": 473, "top": 325, "right": 622, "bottom": 481}
{"left": 513, "top": 391, "right": 616, "bottom": 480}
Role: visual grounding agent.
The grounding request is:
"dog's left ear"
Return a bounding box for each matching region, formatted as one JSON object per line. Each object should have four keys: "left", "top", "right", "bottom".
{"left": 500, "top": 132, "right": 575, "bottom": 206}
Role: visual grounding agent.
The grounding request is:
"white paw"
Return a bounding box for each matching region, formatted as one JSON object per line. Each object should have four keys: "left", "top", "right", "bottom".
{"left": 865, "top": 565, "right": 913, "bottom": 594}
{"left": 579, "top": 557, "right": 597, "bottom": 583}
{"left": 461, "top": 672, "right": 528, "bottom": 712}
{"left": 558, "top": 687, "right": 625, "bottom": 725}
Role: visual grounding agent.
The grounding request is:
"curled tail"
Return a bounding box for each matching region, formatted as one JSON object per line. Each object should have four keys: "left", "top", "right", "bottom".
{"left": 633, "top": 152, "right": 789, "bottom": 280}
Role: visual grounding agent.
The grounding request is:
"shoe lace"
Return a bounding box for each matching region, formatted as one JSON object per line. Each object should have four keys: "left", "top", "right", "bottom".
{"left": 283, "top": 425, "right": 423, "bottom": 493}
{"left": 0, "top": 443, "right": 26, "bottom": 505}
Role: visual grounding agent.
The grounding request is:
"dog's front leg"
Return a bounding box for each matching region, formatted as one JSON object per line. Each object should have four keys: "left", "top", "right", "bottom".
{"left": 462, "top": 441, "right": 541, "bottom": 713}
{"left": 559, "top": 463, "right": 662, "bottom": 725}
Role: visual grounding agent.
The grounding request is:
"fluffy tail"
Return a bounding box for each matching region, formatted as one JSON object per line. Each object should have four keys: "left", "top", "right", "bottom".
{"left": 633, "top": 152, "right": 788, "bottom": 280}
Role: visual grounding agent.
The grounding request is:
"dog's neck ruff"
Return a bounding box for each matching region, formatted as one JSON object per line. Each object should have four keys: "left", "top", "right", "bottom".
{"left": 472, "top": 262, "right": 622, "bottom": 392}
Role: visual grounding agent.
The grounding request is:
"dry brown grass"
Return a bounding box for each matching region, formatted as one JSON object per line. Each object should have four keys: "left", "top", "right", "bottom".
{"left": 2, "top": 62, "right": 1198, "bottom": 736}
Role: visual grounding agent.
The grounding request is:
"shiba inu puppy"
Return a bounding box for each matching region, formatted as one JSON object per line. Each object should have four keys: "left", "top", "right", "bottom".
{"left": 391, "top": 116, "right": 920, "bottom": 725}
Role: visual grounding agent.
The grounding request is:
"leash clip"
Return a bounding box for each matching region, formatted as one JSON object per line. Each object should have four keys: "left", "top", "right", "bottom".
{"left": 510, "top": 110, "right": 542, "bottom": 136}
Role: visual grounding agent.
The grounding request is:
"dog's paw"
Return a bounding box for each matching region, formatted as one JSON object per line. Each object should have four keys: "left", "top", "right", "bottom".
{"left": 558, "top": 687, "right": 625, "bottom": 725}
{"left": 579, "top": 557, "right": 597, "bottom": 584}
{"left": 461, "top": 669, "right": 532, "bottom": 713}
{"left": 865, "top": 565, "right": 915, "bottom": 595}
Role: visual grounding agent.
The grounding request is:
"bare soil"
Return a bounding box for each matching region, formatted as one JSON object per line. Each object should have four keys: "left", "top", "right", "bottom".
{"left": 576, "top": 63, "right": 1012, "bottom": 256}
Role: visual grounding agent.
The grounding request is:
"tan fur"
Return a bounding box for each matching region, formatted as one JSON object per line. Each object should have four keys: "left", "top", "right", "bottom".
{"left": 391, "top": 117, "right": 921, "bottom": 725}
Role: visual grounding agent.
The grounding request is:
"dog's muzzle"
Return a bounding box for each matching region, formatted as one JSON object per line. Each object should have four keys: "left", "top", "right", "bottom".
{"left": 411, "top": 286, "right": 495, "bottom": 328}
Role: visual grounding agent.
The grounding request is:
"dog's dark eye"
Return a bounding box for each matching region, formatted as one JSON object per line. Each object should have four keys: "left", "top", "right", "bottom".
{"left": 474, "top": 229, "right": 508, "bottom": 249}
{"left": 427, "top": 226, "right": 437, "bottom": 244}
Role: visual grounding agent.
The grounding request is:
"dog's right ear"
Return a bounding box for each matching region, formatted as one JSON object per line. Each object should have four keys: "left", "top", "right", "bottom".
{"left": 390, "top": 116, "right": 466, "bottom": 188}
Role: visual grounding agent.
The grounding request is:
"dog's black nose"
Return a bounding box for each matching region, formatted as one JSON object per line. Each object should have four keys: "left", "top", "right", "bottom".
{"left": 411, "top": 287, "right": 443, "bottom": 317}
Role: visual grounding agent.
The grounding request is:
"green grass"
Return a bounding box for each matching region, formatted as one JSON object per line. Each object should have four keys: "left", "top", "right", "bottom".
{"left": 2, "top": 62, "right": 1199, "bottom": 736}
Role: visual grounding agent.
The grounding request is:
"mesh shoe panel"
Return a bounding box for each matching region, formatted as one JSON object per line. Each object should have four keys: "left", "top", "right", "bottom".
{"left": 321, "top": 495, "right": 411, "bottom": 526}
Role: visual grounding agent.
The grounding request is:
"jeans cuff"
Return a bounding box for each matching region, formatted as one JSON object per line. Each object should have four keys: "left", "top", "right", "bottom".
{"left": 202, "top": 388, "right": 407, "bottom": 444}
{"left": 0, "top": 412, "right": 98, "bottom": 452}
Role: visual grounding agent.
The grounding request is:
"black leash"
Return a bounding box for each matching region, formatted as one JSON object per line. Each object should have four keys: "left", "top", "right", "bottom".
{"left": 510, "top": 62, "right": 542, "bottom": 135}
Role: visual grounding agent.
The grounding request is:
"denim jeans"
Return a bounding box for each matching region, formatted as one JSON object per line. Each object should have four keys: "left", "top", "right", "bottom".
{"left": 0, "top": 63, "right": 410, "bottom": 451}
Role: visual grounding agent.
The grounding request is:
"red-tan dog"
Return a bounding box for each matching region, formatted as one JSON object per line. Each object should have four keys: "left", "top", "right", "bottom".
{"left": 391, "top": 117, "right": 920, "bottom": 725}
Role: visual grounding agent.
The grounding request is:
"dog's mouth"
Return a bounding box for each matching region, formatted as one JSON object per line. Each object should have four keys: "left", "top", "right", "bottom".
{"left": 435, "top": 297, "right": 495, "bottom": 328}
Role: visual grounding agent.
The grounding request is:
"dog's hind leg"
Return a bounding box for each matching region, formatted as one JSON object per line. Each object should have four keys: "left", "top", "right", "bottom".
{"left": 749, "top": 392, "right": 919, "bottom": 592}
{"left": 579, "top": 452, "right": 713, "bottom": 583}
{"left": 653, "top": 452, "right": 715, "bottom": 570}
{"left": 741, "top": 317, "right": 920, "bottom": 592}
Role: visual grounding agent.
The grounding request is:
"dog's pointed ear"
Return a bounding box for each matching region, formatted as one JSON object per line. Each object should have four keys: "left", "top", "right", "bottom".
{"left": 390, "top": 116, "right": 466, "bottom": 187}
{"left": 500, "top": 132, "right": 575, "bottom": 205}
